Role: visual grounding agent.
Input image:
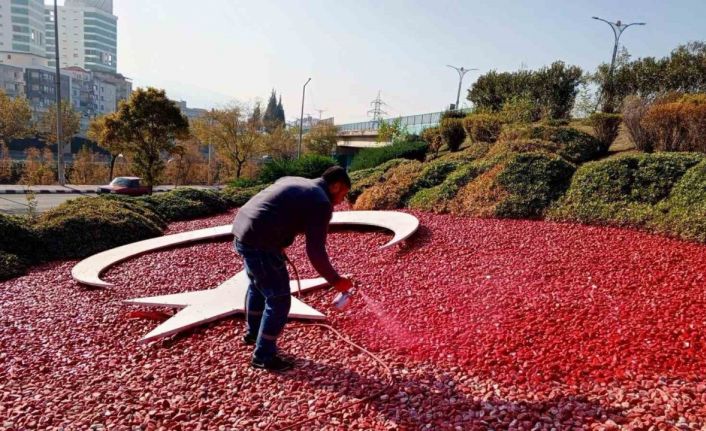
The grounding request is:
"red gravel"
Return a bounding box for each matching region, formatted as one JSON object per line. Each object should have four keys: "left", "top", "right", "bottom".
{"left": 2, "top": 209, "right": 706, "bottom": 430}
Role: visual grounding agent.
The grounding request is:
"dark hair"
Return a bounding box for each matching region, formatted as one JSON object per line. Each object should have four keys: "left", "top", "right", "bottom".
{"left": 322, "top": 166, "right": 351, "bottom": 188}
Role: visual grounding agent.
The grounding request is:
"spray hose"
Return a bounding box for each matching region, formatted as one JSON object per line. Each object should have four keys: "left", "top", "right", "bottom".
{"left": 266, "top": 254, "right": 395, "bottom": 431}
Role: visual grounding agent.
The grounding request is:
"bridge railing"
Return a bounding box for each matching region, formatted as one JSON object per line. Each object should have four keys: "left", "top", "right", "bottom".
{"left": 337, "top": 109, "right": 471, "bottom": 135}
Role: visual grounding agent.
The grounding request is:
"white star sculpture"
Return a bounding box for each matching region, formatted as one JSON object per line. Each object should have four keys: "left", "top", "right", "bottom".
{"left": 125, "top": 271, "right": 328, "bottom": 343}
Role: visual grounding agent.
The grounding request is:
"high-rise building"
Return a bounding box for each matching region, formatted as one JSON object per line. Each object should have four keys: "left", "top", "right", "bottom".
{"left": 0, "top": 0, "right": 48, "bottom": 67}
{"left": 45, "top": 0, "right": 117, "bottom": 73}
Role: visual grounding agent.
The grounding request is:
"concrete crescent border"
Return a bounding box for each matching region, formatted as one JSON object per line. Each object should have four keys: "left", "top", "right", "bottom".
{"left": 72, "top": 210, "right": 419, "bottom": 288}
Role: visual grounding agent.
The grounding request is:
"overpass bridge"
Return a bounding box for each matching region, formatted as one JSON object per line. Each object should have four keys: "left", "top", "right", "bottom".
{"left": 336, "top": 110, "right": 444, "bottom": 150}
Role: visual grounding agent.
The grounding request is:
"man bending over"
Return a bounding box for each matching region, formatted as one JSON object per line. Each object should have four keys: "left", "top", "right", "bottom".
{"left": 232, "top": 166, "right": 353, "bottom": 371}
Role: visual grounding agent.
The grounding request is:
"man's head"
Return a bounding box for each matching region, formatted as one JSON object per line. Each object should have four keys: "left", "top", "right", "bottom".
{"left": 322, "top": 166, "right": 351, "bottom": 205}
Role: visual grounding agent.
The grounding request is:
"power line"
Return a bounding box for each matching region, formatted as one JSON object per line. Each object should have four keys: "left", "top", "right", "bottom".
{"left": 366, "top": 91, "right": 388, "bottom": 121}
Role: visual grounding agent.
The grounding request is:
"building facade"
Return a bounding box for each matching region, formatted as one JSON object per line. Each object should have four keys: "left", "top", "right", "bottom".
{"left": 0, "top": 0, "right": 47, "bottom": 67}
{"left": 23, "top": 66, "right": 71, "bottom": 115}
{"left": 45, "top": 0, "right": 117, "bottom": 73}
{"left": 0, "top": 63, "right": 24, "bottom": 97}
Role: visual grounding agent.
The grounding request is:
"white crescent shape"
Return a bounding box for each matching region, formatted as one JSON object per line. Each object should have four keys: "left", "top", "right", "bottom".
{"left": 72, "top": 210, "right": 419, "bottom": 288}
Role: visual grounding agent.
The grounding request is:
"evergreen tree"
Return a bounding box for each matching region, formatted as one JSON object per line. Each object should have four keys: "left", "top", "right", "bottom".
{"left": 276, "top": 95, "right": 285, "bottom": 125}
{"left": 263, "top": 90, "right": 278, "bottom": 132}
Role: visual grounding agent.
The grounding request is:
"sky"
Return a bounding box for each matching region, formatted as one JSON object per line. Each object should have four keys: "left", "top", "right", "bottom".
{"left": 51, "top": 0, "right": 706, "bottom": 123}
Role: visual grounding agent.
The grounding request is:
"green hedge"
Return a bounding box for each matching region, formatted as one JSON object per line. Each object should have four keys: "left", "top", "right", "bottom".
{"left": 0, "top": 213, "right": 40, "bottom": 261}
{"left": 549, "top": 153, "right": 705, "bottom": 240}
{"left": 440, "top": 118, "right": 466, "bottom": 152}
{"left": 463, "top": 113, "right": 503, "bottom": 143}
{"left": 258, "top": 155, "right": 337, "bottom": 183}
{"left": 349, "top": 141, "right": 428, "bottom": 171}
{"left": 221, "top": 184, "right": 268, "bottom": 207}
{"left": 348, "top": 159, "right": 406, "bottom": 204}
{"left": 407, "top": 157, "right": 501, "bottom": 212}
{"left": 0, "top": 251, "right": 27, "bottom": 281}
{"left": 494, "top": 152, "right": 576, "bottom": 218}
{"left": 37, "top": 197, "right": 164, "bottom": 260}
{"left": 504, "top": 125, "right": 604, "bottom": 164}
{"left": 653, "top": 159, "right": 706, "bottom": 242}
{"left": 141, "top": 188, "right": 229, "bottom": 222}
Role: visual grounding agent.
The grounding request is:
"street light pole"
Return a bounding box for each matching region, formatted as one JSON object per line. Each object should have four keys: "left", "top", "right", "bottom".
{"left": 592, "top": 16, "right": 646, "bottom": 112}
{"left": 298, "top": 77, "right": 311, "bottom": 158}
{"left": 53, "top": 0, "right": 64, "bottom": 185}
{"left": 447, "top": 65, "right": 478, "bottom": 110}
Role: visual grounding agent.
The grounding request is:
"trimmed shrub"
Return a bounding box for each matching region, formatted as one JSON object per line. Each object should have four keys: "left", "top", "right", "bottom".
{"left": 440, "top": 118, "right": 465, "bottom": 152}
{"left": 259, "top": 154, "right": 337, "bottom": 183}
{"left": 463, "top": 113, "right": 502, "bottom": 143}
{"left": 229, "top": 177, "right": 259, "bottom": 188}
{"left": 0, "top": 251, "right": 27, "bottom": 281}
{"left": 97, "top": 194, "right": 167, "bottom": 229}
{"left": 221, "top": 184, "right": 268, "bottom": 207}
{"left": 548, "top": 152, "right": 705, "bottom": 230}
{"left": 0, "top": 213, "right": 40, "bottom": 261}
{"left": 353, "top": 161, "right": 423, "bottom": 210}
{"left": 589, "top": 112, "right": 622, "bottom": 152}
{"left": 348, "top": 159, "right": 406, "bottom": 204}
{"left": 37, "top": 197, "right": 164, "bottom": 260}
{"left": 420, "top": 126, "right": 443, "bottom": 156}
{"left": 641, "top": 96, "right": 706, "bottom": 153}
{"left": 436, "top": 142, "right": 492, "bottom": 163}
{"left": 622, "top": 95, "right": 653, "bottom": 152}
{"left": 509, "top": 125, "right": 604, "bottom": 164}
{"left": 653, "top": 159, "right": 706, "bottom": 242}
{"left": 494, "top": 153, "right": 575, "bottom": 218}
{"left": 407, "top": 157, "right": 502, "bottom": 212}
{"left": 451, "top": 152, "right": 575, "bottom": 218}
{"left": 349, "top": 141, "right": 428, "bottom": 172}
{"left": 165, "top": 188, "right": 228, "bottom": 214}
{"left": 487, "top": 139, "right": 561, "bottom": 158}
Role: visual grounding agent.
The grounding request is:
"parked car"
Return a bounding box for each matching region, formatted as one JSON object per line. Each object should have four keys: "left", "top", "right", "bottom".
{"left": 97, "top": 177, "right": 151, "bottom": 196}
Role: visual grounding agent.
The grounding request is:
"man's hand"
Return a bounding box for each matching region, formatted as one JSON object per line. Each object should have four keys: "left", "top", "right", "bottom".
{"left": 333, "top": 276, "right": 353, "bottom": 293}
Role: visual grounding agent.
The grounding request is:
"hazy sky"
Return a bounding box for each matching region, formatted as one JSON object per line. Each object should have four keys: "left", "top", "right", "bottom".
{"left": 50, "top": 0, "right": 706, "bottom": 123}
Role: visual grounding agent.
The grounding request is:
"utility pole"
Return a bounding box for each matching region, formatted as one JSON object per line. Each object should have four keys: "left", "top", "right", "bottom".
{"left": 53, "top": 0, "right": 65, "bottom": 185}
{"left": 367, "top": 91, "right": 388, "bottom": 121}
{"left": 446, "top": 65, "right": 477, "bottom": 111}
{"left": 592, "top": 16, "right": 646, "bottom": 113}
{"left": 298, "top": 77, "right": 311, "bottom": 159}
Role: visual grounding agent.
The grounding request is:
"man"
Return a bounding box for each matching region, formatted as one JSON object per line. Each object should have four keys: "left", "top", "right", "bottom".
{"left": 232, "top": 166, "right": 354, "bottom": 371}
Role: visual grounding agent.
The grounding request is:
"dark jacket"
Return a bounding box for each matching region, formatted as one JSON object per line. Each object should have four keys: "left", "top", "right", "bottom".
{"left": 232, "top": 176, "right": 341, "bottom": 284}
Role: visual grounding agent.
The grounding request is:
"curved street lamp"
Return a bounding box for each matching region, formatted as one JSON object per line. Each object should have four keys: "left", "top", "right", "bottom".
{"left": 447, "top": 65, "right": 478, "bottom": 110}
{"left": 592, "top": 16, "right": 646, "bottom": 112}
{"left": 298, "top": 77, "right": 311, "bottom": 159}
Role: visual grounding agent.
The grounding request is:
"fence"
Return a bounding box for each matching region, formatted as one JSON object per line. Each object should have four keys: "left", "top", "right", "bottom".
{"left": 337, "top": 109, "right": 472, "bottom": 135}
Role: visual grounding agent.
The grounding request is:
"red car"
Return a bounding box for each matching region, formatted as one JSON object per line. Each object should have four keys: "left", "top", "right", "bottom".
{"left": 97, "top": 177, "right": 151, "bottom": 196}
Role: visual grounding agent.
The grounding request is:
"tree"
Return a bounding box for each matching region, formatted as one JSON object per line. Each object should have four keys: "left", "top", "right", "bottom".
{"left": 592, "top": 42, "right": 706, "bottom": 111}
{"left": 192, "top": 106, "right": 260, "bottom": 179}
{"left": 261, "top": 126, "right": 297, "bottom": 160}
{"left": 467, "top": 61, "right": 583, "bottom": 120}
{"left": 0, "top": 90, "right": 32, "bottom": 146}
{"left": 377, "top": 118, "right": 409, "bottom": 144}
{"left": 248, "top": 101, "right": 263, "bottom": 131}
{"left": 164, "top": 136, "right": 207, "bottom": 186}
{"left": 304, "top": 122, "right": 338, "bottom": 155}
{"left": 38, "top": 102, "right": 81, "bottom": 148}
{"left": 263, "top": 90, "right": 279, "bottom": 132}
{"left": 276, "top": 95, "right": 285, "bottom": 125}
{"left": 104, "top": 88, "right": 189, "bottom": 189}
{"left": 87, "top": 114, "right": 125, "bottom": 182}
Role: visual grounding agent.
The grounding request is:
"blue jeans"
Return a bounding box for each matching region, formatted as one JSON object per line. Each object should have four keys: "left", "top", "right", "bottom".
{"left": 234, "top": 239, "right": 291, "bottom": 362}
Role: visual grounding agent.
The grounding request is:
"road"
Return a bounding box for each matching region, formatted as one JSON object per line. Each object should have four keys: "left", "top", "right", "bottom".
{"left": 0, "top": 193, "right": 96, "bottom": 216}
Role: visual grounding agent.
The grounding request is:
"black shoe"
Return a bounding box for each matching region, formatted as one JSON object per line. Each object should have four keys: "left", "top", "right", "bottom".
{"left": 251, "top": 355, "right": 295, "bottom": 372}
{"left": 242, "top": 333, "right": 257, "bottom": 345}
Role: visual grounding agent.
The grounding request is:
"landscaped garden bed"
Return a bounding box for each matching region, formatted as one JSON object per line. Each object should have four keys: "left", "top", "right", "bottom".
{"left": 2, "top": 209, "right": 705, "bottom": 429}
